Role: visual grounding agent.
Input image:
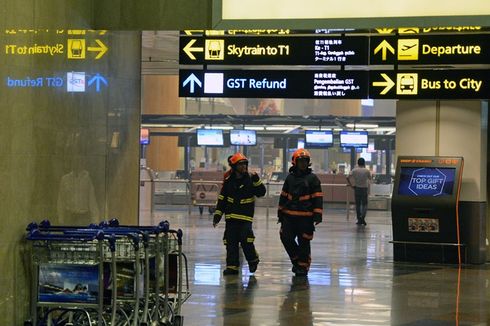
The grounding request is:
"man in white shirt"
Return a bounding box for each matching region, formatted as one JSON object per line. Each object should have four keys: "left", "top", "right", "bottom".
{"left": 347, "top": 158, "right": 372, "bottom": 226}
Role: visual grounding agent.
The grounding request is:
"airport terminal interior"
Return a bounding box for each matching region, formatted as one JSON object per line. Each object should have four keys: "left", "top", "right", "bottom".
{"left": 135, "top": 30, "right": 490, "bottom": 325}
{"left": 146, "top": 206, "right": 490, "bottom": 326}
{"left": 3, "top": 2, "right": 490, "bottom": 326}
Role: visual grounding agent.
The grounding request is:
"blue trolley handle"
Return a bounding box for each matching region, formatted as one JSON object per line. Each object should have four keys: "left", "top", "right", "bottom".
{"left": 107, "top": 218, "right": 170, "bottom": 233}
{"left": 26, "top": 229, "right": 105, "bottom": 242}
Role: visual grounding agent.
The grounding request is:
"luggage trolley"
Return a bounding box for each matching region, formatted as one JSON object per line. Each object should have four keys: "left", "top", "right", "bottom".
{"left": 158, "top": 229, "right": 190, "bottom": 326}
{"left": 25, "top": 223, "right": 109, "bottom": 326}
{"left": 25, "top": 220, "right": 190, "bottom": 326}
{"left": 104, "top": 219, "right": 191, "bottom": 326}
{"left": 100, "top": 219, "right": 172, "bottom": 326}
{"left": 190, "top": 171, "right": 223, "bottom": 215}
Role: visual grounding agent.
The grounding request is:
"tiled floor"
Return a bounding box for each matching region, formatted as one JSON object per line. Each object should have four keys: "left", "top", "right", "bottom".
{"left": 143, "top": 206, "right": 490, "bottom": 326}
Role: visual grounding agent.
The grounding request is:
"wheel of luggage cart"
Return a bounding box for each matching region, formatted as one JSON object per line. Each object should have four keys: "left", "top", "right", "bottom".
{"left": 173, "top": 315, "right": 184, "bottom": 326}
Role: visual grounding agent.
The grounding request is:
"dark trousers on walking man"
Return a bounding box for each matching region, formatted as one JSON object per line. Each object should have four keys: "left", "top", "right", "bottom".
{"left": 354, "top": 186, "right": 368, "bottom": 225}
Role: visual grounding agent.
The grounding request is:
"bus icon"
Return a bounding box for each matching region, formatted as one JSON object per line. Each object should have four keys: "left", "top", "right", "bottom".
{"left": 397, "top": 73, "right": 418, "bottom": 95}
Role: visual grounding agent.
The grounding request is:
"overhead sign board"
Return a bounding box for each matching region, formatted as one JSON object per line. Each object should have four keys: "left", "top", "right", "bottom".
{"left": 370, "top": 34, "right": 490, "bottom": 65}
{"left": 180, "top": 69, "right": 489, "bottom": 99}
{"left": 221, "top": 0, "right": 490, "bottom": 20}
{"left": 179, "top": 69, "right": 368, "bottom": 99}
{"left": 182, "top": 27, "right": 489, "bottom": 36}
{"left": 369, "top": 70, "right": 489, "bottom": 99}
{"left": 179, "top": 36, "right": 369, "bottom": 65}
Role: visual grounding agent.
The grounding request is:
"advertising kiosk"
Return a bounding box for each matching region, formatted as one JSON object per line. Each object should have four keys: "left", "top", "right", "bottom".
{"left": 391, "top": 156, "right": 464, "bottom": 264}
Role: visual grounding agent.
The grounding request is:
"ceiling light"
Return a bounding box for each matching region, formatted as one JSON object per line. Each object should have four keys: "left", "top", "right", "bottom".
{"left": 142, "top": 123, "right": 198, "bottom": 128}
{"left": 244, "top": 126, "right": 264, "bottom": 130}
{"left": 373, "top": 127, "right": 396, "bottom": 133}
{"left": 265, "top": 126, "right": 293, "bottom": 131}
{"left": 303, "top": 126, "right": 334, "bottom": 131}
{"left": 204, "top": 125, "right": 234, "bottom": 130}
{"left": 345, "top": 123, "right": 379, "bottom": 129}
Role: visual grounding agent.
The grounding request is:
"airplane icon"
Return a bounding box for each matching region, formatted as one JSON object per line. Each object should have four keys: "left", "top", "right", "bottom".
{"left": 401, "top": 43, "right": 417, "bottom": 51}
{"left": 397, "top": 39, "right": 419, "bottom": 60}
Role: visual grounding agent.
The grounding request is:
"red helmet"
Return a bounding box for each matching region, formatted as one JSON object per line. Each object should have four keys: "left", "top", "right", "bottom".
{"left": 291, "top": 148, "right": 311, "bottom": 165}
{"left": 229, "top": 152, "right": 248, "bottom": 166}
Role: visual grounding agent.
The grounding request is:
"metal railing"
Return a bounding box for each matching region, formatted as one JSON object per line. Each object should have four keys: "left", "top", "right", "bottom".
{"left": 141, "top": 179, "right": 353, "bottom": 220}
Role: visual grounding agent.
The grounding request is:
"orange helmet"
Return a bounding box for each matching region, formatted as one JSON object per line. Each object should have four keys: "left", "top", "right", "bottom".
{"left": 292, "top": 148, "right": 311, "bottom": 165}
{"left": 229, "top": 152, "right": 248, "bottom": 166}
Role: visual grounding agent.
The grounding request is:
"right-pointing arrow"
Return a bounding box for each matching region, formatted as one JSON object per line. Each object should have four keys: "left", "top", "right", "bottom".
{"left": 373, "top": 73, "right": 395, "bottom": 95}
{"left": 183, "top": 73, "right": 202, "bottom": 93}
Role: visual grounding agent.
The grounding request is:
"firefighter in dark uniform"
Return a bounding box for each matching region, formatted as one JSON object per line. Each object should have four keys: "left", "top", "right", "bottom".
{"left": 213, "top": 152, "right": 266, "bottom": 275}
{"left": 278, "top": 149, "right": 323, "bottom": 276}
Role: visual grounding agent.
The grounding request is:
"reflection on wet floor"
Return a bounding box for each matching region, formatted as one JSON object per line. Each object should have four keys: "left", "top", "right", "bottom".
{"left": 142, "top": 206, "right": 490, "bottom": 326}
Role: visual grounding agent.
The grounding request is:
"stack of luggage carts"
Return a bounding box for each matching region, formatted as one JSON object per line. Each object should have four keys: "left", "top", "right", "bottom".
{"left": 24, "top": 218, "right": 190, "bottom": 326}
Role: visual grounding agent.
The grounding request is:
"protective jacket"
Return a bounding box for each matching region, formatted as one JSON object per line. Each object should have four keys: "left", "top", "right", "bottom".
{"left": 278, "top": 168, "right": 323, "bottom": 223}
{"left": 215, "top": 172, "right": 266, "bottom": 223}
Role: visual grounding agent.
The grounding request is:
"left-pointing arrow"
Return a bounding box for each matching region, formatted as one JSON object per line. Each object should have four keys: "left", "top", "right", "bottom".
{"left": 372, "top": 73, "right": 395, "bottom": 95}
{"left": 183, "top": 73, "right": 202, "bottom": 93}
{"left": 183, "top": 39, "right": 204, "bottom": 60}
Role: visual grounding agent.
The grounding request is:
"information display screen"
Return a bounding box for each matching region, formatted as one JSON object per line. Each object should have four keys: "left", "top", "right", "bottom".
{"left": 340, "top": 131, "right": 368, "bottom": 148}
{"left": 230, "top": 129, "right": 257, "bottom": 146}
{"left": 196, "top": 129, "right": 224, "bottom": 146}
{"left": 297, "top": 139, "right": 305, "bottom": 149}
{"left": 398, "top": 167, "right": 456, "bottom": 196}
{"left": 305, "top": 130, "right": 333, "bottom": 147}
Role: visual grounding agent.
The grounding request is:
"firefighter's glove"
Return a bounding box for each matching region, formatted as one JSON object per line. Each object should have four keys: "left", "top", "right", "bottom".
{"left": 277, "top": 210, "right": 284, "bottom": 224}
{"left": 313, "top": 214, "right": 322, "bottom": 225}
{"left": 213, "top": 214, "right": 222, "bottom": 227}
{"left": 251, "top": 172, "right": 260, "bottom": 183}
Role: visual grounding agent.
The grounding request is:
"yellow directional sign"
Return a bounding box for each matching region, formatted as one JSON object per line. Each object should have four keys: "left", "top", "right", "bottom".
{"left": 183, "top": 39, "right": 204, "bottom": 60}
{"left": 397, "top": 39, "right": 419, "bottom": 60}
{"left": 399, "top": 28, "right": 420, "bottom": 34}
{"left": 67, "top": 39, "right": 108, "bottom": 59}
{"left": 205, "top": 30, "right": 226, "bottom": 36}
{"left": 372, "top": 73, "right": 395, "bottom": 95}
{"left": 67, "top": 39, "right": 85, "bottom": 59}
{"left": 396, "top": 73, "right": 418, "bottom": 95}
{"left": 373, "top": 39, "right": 395, "bottom": 61}
{"left": 375, "top": 28, "right": 395, "bottom": 34}
{"left": 205, "top": 39, "right": 225, "bottom": 60}
{"left": 184, "top": 30, "right": 204, "bottom": 35}
{"left": 87, "top": 39, "right": 108, "bottom": 59}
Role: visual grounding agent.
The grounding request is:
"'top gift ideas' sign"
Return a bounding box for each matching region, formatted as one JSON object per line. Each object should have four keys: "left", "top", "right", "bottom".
{"left": 398, "top": 167, "right": 456, "bottom": 197}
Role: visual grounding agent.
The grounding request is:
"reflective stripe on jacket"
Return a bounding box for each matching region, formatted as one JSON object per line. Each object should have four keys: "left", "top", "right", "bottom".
{"left": 215, "top": 173, "right": 266, "bottom": 222}
{"left": 278, "top": 170, "right": 323, "bottom": 220}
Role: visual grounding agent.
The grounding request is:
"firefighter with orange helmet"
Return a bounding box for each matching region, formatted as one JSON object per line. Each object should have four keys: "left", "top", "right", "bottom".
{"left": 213, "top": 152, "right": 266, "bottom": 275}
{"left": 278, "top": 148, "right": 323, "bottom": 276}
